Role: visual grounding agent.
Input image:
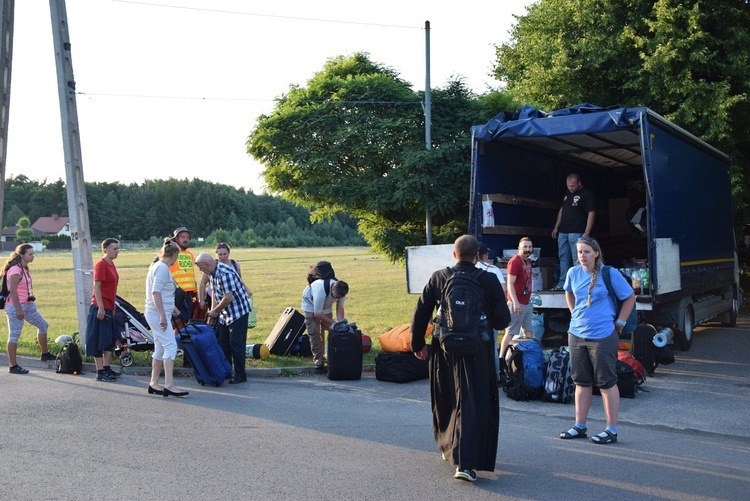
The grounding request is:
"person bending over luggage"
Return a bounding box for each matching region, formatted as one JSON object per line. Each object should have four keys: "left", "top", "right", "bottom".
{"left": 145, "top": 238, "right": 188, "bottom": 397}
{"left": 2, "top": 243, "right": 55, "bottom": 375}
{"left": 198, "top": 242, "right": 251, "bottom": 311}
{"left": 559, "top": 237, "right": 634, "bottom": 445}
{"left": 85, "top": 238, "right": 121, "bottom": 382}
{"left": 194, "top": 252, "right": 252, "bottom": 385}
{"left": 301, "top": 278, "right": 348, "bottom": 375}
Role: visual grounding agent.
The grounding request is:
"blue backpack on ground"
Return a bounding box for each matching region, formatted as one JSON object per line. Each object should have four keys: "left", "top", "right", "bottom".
{"left": 502, "top": 340, "right": 545, "bottom": 401}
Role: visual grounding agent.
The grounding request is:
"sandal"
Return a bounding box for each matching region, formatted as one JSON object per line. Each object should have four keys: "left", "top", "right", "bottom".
{"left": 590, "top": 430, "right": 618, "bottom": 444}
{"left": 560, "top": 425, "right": 587, "bottom": 439}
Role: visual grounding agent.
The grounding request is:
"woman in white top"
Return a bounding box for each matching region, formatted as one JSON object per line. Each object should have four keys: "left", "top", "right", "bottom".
{"left": 145, "top": 238, "right": 188, "bottom": 397}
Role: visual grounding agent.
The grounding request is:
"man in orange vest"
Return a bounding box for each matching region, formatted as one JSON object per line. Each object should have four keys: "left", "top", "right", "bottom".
{"left": 170, "top": 227, "right": 200, "bottom": 328}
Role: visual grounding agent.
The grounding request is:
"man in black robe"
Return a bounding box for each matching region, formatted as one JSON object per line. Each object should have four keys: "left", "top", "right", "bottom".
{"left": 411, "top": 235, "right": 510, "bottom": 482}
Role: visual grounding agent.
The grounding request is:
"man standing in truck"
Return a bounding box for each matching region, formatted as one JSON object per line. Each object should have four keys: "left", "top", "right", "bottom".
{"left": 551, "top": 174, "right": 595, "bottom": 291}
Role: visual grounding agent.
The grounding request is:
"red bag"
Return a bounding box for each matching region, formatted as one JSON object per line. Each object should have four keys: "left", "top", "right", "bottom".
{"left": 618, "top": 342, "right": 646, "bottom": 385}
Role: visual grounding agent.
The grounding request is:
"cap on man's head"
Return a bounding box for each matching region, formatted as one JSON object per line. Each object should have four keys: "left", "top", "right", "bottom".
{"left": 478, "top": 243, "right": 489, "bottom": 256}
{"left": 172, "top": 227, "right": 195, "bottom": 239}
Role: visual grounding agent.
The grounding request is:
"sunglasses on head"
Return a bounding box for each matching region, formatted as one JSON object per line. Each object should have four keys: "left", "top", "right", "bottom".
{"left": 577, "top": 237, "right": 598, "bottom": 245}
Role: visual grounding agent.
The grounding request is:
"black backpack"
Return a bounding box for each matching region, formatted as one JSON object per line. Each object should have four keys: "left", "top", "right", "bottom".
{"left": 433, "top": 268, "right": 488, "bottom": 356}
{"left": 56, "top": 342, "right": 83, "bottom": 375}
{"left": 307, "top": 261, "right": 336, "bottom": 297}
{"left": 0, "top": 273, "right": 8, "bottom": 309}
{"left": 0, "top": 264, "right": 22, "bottom": 309}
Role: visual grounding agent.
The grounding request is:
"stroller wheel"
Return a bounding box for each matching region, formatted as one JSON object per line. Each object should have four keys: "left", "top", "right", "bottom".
{"left": 120, "top": 352, "right": 134, "bottom": 367}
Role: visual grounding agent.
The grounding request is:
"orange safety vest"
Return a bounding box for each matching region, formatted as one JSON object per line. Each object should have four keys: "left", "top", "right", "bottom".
{"left": 169, "top": 249, "right": 197, "bottom": 292}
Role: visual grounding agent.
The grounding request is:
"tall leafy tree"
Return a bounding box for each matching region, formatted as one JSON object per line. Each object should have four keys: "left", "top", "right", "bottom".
{"left": 248, "top": 53, "right": 516, "bottom": 261}
{"left": 494, "top": 0, "right": 750, "bottom": 211}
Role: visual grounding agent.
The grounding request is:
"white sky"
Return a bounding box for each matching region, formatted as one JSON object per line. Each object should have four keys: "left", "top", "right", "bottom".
{"left": 7, "top": 0, "right": 531, "bottom": 194}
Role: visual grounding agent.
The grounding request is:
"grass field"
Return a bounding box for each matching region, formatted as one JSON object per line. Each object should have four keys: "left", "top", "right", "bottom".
{"left": 1, "top": 247, "right": 419, "bottom": 368}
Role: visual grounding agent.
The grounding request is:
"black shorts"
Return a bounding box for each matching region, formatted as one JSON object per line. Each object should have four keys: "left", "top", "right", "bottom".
{"left": 568, "top": 330, "right": 619, "bottom": 389}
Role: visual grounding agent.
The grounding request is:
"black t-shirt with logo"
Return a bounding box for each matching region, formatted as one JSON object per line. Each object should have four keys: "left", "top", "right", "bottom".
{"left": 559, "top": 186, "right": 595, "bottom": 233}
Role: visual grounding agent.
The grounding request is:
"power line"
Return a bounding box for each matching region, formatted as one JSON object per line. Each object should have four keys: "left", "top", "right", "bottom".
{"left": 77, "top": 91, "right": 422, "bottom": 105}
{"left": 111, "top": 0, "right": 422, "bottom": 30}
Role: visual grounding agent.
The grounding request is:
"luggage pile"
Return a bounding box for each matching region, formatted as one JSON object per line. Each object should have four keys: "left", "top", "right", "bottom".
{"left": 375, "top": 324, "right": 429, "bottom": 384}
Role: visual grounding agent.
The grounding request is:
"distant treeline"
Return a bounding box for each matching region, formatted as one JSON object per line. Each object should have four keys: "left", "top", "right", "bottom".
{"left": 3, "top": 175, "right": 366, "bottom": 246}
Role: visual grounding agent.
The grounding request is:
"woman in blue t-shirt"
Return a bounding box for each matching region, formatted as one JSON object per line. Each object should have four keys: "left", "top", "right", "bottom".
{"left": 559, "top": 238, "right": 634, "bottom": 445}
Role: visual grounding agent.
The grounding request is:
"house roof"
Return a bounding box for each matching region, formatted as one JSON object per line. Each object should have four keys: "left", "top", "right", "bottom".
{"left": 31, "top": 216, "right": 70, "bottom": 234}
{"left": 2, "top": 225, "right": 44, "bottom": 237}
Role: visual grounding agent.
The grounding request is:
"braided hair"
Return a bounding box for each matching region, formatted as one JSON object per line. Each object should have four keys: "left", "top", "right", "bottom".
{"left": 578, "top": 238, "right": 604, "bottom": 307}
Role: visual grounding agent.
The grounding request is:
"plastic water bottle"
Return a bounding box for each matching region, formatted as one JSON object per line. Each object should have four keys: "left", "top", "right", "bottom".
{"left": 641, "top": 268, "right": 650, "bottom": 295}
{"left": 630, "top": 269, "right": 641, "bottom": 295}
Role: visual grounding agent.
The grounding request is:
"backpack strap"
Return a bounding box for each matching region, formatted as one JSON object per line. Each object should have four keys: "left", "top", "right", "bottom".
{"left": 324, "top": 278, "right": 336, "bottom": 298}
{"left": 602, "top": 265, "right": 618, "bottom": 308}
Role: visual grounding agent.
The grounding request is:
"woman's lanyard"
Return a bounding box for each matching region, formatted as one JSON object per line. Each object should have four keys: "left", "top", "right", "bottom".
{"left": 19, "top": 265, "right": 33, "bottom": 300}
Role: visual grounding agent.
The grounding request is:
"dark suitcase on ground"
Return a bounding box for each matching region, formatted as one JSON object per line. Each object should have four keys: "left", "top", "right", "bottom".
{"left": 631, "top": 324, "right": 657, "bottom": 376}
{"left": 264, "top": 307, "right": 306, "bottom": 356}
{"left": 375, "top": 352, "right": 428, "bottom": 383}
{"left": 176, "top": 323, "right": 232, "bottom": 386}
{"left": 327, "top": 322, "right": 363, "bottom": 381}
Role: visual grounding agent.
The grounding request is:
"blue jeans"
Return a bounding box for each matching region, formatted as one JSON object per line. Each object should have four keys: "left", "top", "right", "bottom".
{"left": 215, "top": 313, "right": 249, "bottom": 378}
{"left": 557, "top": 232, "right": 583, "bottom": 287}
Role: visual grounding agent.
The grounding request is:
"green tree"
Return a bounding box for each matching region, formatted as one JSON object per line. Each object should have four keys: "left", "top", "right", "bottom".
{"left": 248, "top": 53, "right": 516, "bottom": 261}
{"left": 4, "top": 204, "right": 24, "bottom": 229}
{"left": 494, "top": 0, "right": 750, "bottom": 211}
{"left": 15, "top": 216, "right": 33, "bottom": 242}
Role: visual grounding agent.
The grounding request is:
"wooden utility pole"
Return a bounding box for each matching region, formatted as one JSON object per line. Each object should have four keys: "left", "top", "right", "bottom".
{"left": 0, "top": 0, "right": 14, "bottom": 235}
{"left": 0, "top": 1, "right": 93, "bottom": 344}
{"left": 424, "top": 20, "right": 432, "bottom": 245}
{"left": 49, "top": 0, "right": 94, "bottom": 345}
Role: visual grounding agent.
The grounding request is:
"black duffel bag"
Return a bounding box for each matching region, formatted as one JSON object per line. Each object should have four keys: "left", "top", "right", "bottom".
{"left": 375, "top": 352, "right": 428, "bottom": 383}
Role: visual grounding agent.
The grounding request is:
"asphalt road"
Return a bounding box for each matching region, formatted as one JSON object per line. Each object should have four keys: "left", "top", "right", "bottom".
{"left": 1, "top": 319, "right": 749, "bottom": 500}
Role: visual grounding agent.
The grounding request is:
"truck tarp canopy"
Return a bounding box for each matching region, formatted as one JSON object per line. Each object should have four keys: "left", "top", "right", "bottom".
{"left": 469, "top": 103, "right": 733, "bottom": 263}
{"left": 472, "top": 103, "right": 728, "bottom": 169}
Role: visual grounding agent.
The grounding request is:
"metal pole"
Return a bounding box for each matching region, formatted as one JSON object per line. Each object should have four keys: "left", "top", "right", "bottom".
{"left": 49, "top": 0, "right": 93, "bottom": 345}
{"left": 424, "top": 20, "right": 432, "bottom": 245}
{"left": 0, "top": 0, "right": 15, "bottom": 235}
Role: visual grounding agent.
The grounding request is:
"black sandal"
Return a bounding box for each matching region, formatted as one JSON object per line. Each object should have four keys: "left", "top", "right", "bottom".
{"left": 590, "top": 430, "right": 617, "bottom": 444}
{"left": 560, "top": 425, "right": 587, "bottom": 439}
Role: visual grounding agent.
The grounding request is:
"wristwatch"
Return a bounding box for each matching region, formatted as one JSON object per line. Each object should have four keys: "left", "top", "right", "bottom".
{"left": 615, "top": 319, "right": 627, "bottom": 327}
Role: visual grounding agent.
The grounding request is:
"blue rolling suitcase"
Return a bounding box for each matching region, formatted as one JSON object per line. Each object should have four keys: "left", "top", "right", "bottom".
{"left": 176, "top": 323, "right": 232, "bottom": 386}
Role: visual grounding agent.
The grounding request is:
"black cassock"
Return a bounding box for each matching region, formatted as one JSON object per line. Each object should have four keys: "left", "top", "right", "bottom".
{"left": 411, "top": 261, "right": 510, "bottom": 471}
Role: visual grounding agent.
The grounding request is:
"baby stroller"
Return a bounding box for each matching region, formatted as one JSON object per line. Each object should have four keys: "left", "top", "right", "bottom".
{"left": 113, "top": 295, "right": 155, "bottom": 367}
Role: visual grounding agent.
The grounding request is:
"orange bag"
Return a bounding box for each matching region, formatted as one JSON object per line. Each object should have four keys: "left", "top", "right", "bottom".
{"left": 379, "top": 323, "right": 433, "bottom": 353}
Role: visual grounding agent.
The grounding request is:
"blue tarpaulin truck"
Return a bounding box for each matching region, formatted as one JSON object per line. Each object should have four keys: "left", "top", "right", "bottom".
{"left": 468, "top": 104, "right": 741, "bottom": 350}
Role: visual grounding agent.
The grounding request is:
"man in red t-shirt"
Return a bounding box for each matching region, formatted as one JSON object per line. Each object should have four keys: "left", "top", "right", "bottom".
{"left": 500, "top": 237, "right": 535, "bottom": 360}
{"left": 85, "top": 238, "right": 121, "bottom": 382}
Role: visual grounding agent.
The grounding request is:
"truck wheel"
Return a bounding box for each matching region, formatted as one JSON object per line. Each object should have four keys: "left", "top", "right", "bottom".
{"left": 678, "top": 305, "right": 694, "bottom": 351}
{"left": 721, "top": 295, "right": 738, "bottom": 327}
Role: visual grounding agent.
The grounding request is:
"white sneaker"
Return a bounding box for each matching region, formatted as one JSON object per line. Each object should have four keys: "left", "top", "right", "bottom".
{"left": 454, "top": 467, "right": 477, "bottom": 482}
